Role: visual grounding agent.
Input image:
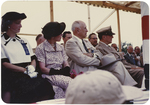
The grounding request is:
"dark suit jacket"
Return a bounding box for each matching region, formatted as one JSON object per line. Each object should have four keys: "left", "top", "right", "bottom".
{"left": 124, "top": 53, "right": 136, "bottom": 65}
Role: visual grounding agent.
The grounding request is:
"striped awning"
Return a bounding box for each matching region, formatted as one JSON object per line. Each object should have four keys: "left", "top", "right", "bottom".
{"left": 71, "top": 1, "right": 141, "bottom": 14}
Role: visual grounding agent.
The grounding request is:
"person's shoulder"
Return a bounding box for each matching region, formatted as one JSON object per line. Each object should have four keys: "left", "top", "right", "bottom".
{"left": 17, "top": 36, "right": 28, "bottom": 42}
{"left": 83, "top": 39, "right": 90, "bottom": 44}
{"left": 36, "top": 41, "right": 45, "bottom": 49}
{"left": 69, "top": 36, "right": 75, "bottom": 42}
{"left": 66, "top": 37, "right": 75, "bottom": 46}
{"left": 95, "top": 43, "right": 103, "bottom": 49}
{"left": 124, "top": 53, "right": 129, "bottom": 58}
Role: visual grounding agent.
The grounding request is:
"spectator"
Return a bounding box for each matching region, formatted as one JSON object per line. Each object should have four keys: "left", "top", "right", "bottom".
{"left": 32, "top": 34, "right": 45, "bottom": 53}
{"left": 62, "top": 31, "right": 72, "bottom": 47}
{"left": 124, "top": 45, "right": 136, "bottom": 65}
{"left": 88, "top": 33, "right": 98, "bottom": 47}
{"left": 65, "top": 20, "right": 136, "bottom": 86}
{"left": 95, "top": 26, "right": 144, "bottom": 88}
{"left": 111, "top": 43, "right": 118, "bottom": 51}
{"left": 35, "top": 34, "right": 45, "bottom": 46}
{"left": 1, "top": 12, "right": 54, "bottom": 103}
{"left": 65, "top": 70, "right": 143, "bottom": 104}
{"left": 35, "top": 34, "right": 65, "bottom": 99}
{"left": 134, "top": 46, "right": 142, "bottom": 67}
{"left": 35, "top": 22, "right": 72, "bottom": 98}
{"left": 111, "top": 43, "right": 125, "bottom": 58}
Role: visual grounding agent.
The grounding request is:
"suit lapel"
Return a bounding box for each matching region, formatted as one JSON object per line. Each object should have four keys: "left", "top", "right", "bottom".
{"left": 99, "top": 41, "right": 112, "bottom": 53}
{"left": 99, "top": 41, "right": 121, "bottom": 57}
{"left": 127, "top": 53, "right": 135, "bottom": 64}
{"left": 73, "top": 36, "right": 87, "bottom": 53}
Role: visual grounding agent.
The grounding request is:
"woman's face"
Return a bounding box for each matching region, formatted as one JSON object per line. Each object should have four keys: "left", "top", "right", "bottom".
{"left": 8, "top": 19, "right": 22, "bottom": 33}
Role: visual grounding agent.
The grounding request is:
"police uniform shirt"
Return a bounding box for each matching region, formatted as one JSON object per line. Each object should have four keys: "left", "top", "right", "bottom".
{"left": 1, "top": 33, "right": 35, "bottom": 67}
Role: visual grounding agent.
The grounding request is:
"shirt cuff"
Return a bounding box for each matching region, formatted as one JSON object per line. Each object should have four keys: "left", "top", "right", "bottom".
{"left": 1, "top": 58, "right": 10, "bottom": 63}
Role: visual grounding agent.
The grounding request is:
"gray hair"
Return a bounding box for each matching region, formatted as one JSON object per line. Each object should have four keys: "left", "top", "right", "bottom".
{"left": 127, "top": 45, "right": 133, "bottom": 49}
{"left": 71, "top": 20, "right": 82, "bottom": 32}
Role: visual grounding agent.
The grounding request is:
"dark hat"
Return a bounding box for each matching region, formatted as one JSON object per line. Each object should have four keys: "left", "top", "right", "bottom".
{"left": 96, "top": 26, "right": 115, "bottom": 37}
{"left": 2, "top": 12, "right": 27, "bottom": 21}
{"left": 1, "top": 12, "right": 26, "bottom": 32}
{"left": 42, "top": 22, "right": 66, "bottom": 39}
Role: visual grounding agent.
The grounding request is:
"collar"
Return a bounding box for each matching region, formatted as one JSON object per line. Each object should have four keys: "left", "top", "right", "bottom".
{"left": 2, "top": 33, "right": 21, "bottom": 40}
{"left": 99, "top": 41, "right": 110, "bottom": 47}
{"left": 2, "top": 33, "right": 22, "bottom": 46}
{"left": 73, "top": 35, "right": 83, "bottom": 44}
{"left": 44, "top": 40, "right": 62, "bottom": 52}
{"left": 127, "top": 52, "right": 132, "bottom": 56}
{"left": 3, "top": 33, "right": 10, "bottom": 40}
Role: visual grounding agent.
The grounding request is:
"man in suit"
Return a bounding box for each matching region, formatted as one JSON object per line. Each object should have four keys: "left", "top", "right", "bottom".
{"left": 95, "top": 26, "right": 144, "bottom": 88}
{"left": 134, "top": 46, "right": 142, "bottom": 67}
{"left": 65, "top": 21, "right": 136, "bottom": 86}
{"left": 124, "top": 45, "right": 136, "bottom": 65}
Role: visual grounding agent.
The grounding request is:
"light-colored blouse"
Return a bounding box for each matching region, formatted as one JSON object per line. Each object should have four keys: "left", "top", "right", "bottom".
{"left": 35, "top": 40, "right": 68, "bottom": 70}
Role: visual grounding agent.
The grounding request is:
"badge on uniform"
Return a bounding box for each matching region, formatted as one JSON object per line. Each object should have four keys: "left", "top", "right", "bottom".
{"left": 21, "top": 43, "right": 30, "bottom": 55}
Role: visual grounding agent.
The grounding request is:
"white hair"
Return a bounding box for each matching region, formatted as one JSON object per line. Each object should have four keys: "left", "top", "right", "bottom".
{"left": 127, "top": 45, "right": 133, "bottom": 49}
{"left": 71, "top": 20, "right": 82, "bottom": 32}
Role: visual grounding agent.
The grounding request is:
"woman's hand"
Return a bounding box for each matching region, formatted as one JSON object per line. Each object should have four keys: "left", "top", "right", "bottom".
{"left": 49, "top": 66, "right": 71, "bottom": 76}
{"left": 24, "top": 65, "right": 35, "bottom": 74}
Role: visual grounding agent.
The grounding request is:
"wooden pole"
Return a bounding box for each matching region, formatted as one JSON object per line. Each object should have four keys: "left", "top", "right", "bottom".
{"left": 50, "top": 1, "right": 54, "bottom": 22}
{"left": 116, "top": 9, "right": 122, "bottom": 52}
{"left": 87, "top": 4, "right": 91, "bottom": 33}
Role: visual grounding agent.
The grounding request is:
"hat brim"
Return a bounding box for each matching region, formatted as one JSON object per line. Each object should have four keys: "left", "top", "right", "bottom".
{"left": 18, "top": 13, "right": 27, "bottom": 20}
{"left": 98, "top": 59, "right": 121, "bottom": 69}
{"left": 111, "top": 32, "right": 115, "bottom": 35}
{"left": 122, "top": 86, "right": 143, "bottom": 101}
{"left": 57, "top": 22, "right": 66, "bottom": 35}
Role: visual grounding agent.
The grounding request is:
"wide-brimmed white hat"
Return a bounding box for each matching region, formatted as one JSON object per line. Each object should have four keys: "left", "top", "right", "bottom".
{"left": 65, "top": 70, "right": 143, "bottom": 104}
{"left": 98, "top": 53, "right": 121, "bottom": 68}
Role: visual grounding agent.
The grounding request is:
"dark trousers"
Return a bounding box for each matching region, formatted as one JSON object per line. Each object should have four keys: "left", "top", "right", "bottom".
{"left": 127, "top": 68, "right": 144, "bottom": 88}
{"left": 144, "top": 64, "right": 149, "bottom": 90}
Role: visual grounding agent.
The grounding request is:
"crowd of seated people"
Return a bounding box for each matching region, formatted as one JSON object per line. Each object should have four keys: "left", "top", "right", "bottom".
{"left": 1, "top": 11, "right": 148, "bottom": 104}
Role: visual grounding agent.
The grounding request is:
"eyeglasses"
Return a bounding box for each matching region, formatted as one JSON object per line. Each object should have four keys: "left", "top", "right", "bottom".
{"left": 90, "top": 38, "right": 97, "bottom": 40}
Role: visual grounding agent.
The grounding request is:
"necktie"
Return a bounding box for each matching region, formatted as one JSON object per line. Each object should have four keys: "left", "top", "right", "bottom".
{"left": 130, "top": 55, "right": 136, "bottom": 65}
{"left": 82, "top": 39, "right": 89, "bottom": 53}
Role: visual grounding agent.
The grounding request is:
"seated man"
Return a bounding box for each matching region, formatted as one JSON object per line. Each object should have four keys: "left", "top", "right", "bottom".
{"left": 111, "top": 43, "right": 118, "bottom": 51}
{"left": 62, "top": 31, "right": 72, "bottom": 47}
{"left": 36, "top": 34, "right": 45, "bottom": 46}
{"left": 95, "top": 26, "right": 144, "bottom": 88}
{"left": 124, "top": 45, "right": 136, "bottom": 65}
{"left": 134, "top": 46, "right": 143, "bottom": 67}
{"left": 88, "top": 33, "right": 98, "bottom": 47}
{"left": 65, "top": 20, "right": 136, "bottom": 86}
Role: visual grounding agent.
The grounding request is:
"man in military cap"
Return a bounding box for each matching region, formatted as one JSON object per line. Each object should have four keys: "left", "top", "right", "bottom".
{"left": 95, "top": 26, "right": 144, "bottom": 88}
